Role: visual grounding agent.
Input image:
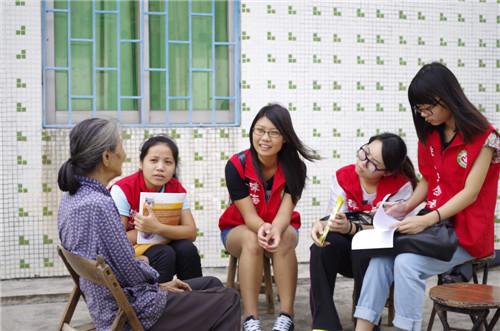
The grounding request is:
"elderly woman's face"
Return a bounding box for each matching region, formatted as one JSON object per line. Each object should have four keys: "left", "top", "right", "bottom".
{"left": 108, "top": 138, "right": 126, "bottom": 178}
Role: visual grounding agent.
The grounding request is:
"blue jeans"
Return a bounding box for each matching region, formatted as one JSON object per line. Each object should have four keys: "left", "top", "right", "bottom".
{"left": 354, "top": 246, "right": 472, "bottom": 331}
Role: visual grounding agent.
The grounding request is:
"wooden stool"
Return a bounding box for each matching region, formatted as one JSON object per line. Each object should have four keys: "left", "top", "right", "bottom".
{"left": 429, "top": 283, "right": 500, "bottom": 331}
{"left": 226, "top": 254, "right": 275, "bottom": 314}
{"left": 427, "top": 253, "right": 496, "bottom": 331}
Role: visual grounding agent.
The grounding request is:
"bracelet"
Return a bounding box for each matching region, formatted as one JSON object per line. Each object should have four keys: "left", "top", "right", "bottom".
{"left": 435, "top": 209, "right": 442, "bottom": 223}
{"left": 347, "top": 222, "right": 353, "bottom": 235}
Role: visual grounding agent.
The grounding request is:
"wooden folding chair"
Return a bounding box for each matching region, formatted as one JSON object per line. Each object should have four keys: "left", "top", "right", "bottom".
{"left": 57, "top": 245, "right": 144, "bottom": 331}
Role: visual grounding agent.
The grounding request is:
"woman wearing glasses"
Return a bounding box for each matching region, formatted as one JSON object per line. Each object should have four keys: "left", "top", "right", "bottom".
{"left": 219, "top": 104, "right": 318, "bottom": 331}
{"left": 309, "top": 133, "right": 417, "bottom": 331}
{"left": 354, "top": 63, "right": 499, "bottom": 331}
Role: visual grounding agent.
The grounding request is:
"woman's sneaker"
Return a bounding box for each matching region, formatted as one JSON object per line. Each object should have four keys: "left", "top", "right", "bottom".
{"left": 242, "top": 315, "right": 262, "bottom": 331}
{"left": 272, "top": 313, "right": 294, "bottom": 331}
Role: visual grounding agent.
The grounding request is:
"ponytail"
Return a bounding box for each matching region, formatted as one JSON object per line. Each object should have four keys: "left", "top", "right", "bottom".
{"left": 401, "top": 156, "right": 418, "bottom": 188}
{"left": 57, "top": 160, "right": 81, "bottom": 195}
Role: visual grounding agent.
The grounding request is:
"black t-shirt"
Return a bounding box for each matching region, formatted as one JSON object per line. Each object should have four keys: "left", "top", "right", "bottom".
{"left": 225, "top": 162, "right": 288, "bottom": 202}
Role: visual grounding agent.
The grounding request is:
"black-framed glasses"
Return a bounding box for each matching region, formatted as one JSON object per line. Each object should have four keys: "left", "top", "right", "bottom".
{"left": 253, "top": 126, "right": 282, "bottom": 139}
{"left": 356, "top": 145, "right": 386, "bottom": 173}
{"left": 412, "top": 101, "right": 439, "bottom": 116}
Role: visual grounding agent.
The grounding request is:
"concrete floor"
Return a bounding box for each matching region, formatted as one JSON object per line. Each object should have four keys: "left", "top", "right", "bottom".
{"left": 1, "top": 264, "right": 499, "bottom": 331}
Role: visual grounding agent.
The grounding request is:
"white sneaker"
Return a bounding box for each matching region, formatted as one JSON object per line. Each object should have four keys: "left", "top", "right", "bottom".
{"left": 272, "top": 313, "right": 294, "bottom": 331}
{"left": 242, "top": 316, "right": 262, "bottom": 331}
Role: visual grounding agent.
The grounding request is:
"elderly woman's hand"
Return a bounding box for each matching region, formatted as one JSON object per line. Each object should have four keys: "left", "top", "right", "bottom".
{"left": 159, "top": 279, "right": 192, "bottom": 292}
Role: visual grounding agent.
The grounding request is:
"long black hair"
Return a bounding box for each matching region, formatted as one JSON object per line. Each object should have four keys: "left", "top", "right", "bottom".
{"left": 408, "top": 62, "right": 490, "bottom": 143}
{"left": 58, "top": 118, "right": 120, "bottom": 195}
{"left": 139, "top": 134, "right": 179, "bottom": 178}
{"left": 368, "top": 133, "right": 418, "bottom": 188}
{"left": 249, "top": 104, "right": 319, "bottom": 204}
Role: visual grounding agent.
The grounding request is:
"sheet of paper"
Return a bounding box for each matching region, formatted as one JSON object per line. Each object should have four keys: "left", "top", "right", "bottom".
{"left": 352, "top": 194, "right": 400, "bottom": 250}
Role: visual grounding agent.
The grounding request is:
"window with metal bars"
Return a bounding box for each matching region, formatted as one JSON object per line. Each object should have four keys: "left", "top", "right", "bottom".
{"left": 42, "top": 0, "right": 240, "bottom": 127}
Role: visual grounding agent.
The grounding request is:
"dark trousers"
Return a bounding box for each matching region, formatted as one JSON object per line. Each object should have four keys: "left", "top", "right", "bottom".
{"left": 149, "top": 276, "right": 241, "bottom": 331}
{"left": 309, "top": 232, "right": 372, "bottom": 331}
{"left": 143, "top": 239, "right": 202, "bottom": 283}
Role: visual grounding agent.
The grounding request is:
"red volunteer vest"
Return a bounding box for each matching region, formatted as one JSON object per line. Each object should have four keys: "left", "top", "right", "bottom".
{"left": 218, "top": 150, "right": 301, "bottom": 231}
{"left": 336, "top": 164, "right": 411, "bottom": 211}
{"left": 418, "top": 127, "right": 499, "bottom": 258}
{"left": 114, "top": 171, "right": 186, "bottom": 230}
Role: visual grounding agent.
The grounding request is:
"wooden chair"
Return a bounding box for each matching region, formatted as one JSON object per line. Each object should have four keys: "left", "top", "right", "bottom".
{"left": 226, "top": 253, "right": 275, "bottom": 314}
{"left": 426, "top": 253, "right": 496, "bottom": 331}
{"left": 57, "top": 245, "right": 144, "bottom": 331}
{"left": 429, "top": 283, "right": 500, "bottom": 331}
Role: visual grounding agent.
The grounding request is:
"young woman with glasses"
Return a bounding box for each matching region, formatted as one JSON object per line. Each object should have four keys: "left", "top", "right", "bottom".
{"left": 354, "top": 62, "right": 499, "bottom": 331}
{"left": 219, "top": 104, "right": 319, "bottom": 331}
{"left": 309, "top": 132, "right": 417, "bottom": 331}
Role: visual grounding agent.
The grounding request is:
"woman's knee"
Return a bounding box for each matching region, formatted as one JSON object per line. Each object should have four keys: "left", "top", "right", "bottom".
{"left": 145, "top": 244, "right": 176, "bottom": 263}
{"left": 239, "top": 231, "right": 263, "bottom": 256}
{"left": 172, "top": 239, "right": 200, "bottom": 258}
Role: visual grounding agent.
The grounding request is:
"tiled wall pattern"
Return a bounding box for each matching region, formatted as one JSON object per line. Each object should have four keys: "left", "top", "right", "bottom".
{"left": 1, "top": 1, "right": 499, "bottom": 279}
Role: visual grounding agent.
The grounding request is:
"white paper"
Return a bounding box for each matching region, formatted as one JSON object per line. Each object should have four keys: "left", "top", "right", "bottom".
{"left": 352, "top": 194, "right": 400, "bottom": 250}
{"left": 136, "top": 192, "right": 186, "bottom": 244}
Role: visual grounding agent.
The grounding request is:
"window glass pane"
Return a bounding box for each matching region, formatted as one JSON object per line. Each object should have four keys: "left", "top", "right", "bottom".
{"left": 96, "top": 0, "right": 116, "bottom": 11}
{"left": 193, "top": 16, "right": 212, "bottom": 68}
{"left": 120, "top": 43, "right": 138, "bottom": 110}
{"left": 193, "top": 72, "right": 211, "bottom": 110}
{"left": 168, "top": 1, "right": 188, "bottom": 40}
{"left": 150, "top": 72, "right": 166, "bottom": 111}
{"left": 215, "top": 0, "right": 228, "bottom": 42}
{"left": 168, "top": 43, "right": 189, "bottom": 97}
{"left": 71, "top": 1, "right": 92, "bottom": 39}
{"left": 120, "top": 1, "right": 138, "bottom": 40}
{"left": 215, "top": 45, "right": 229, "bottom": 100}
{"left": 149, "top": 15, "right": 166, "bottom": 69}
{"left": 71, "top": 42, "right": 92, "bottom": 98}
{"left": 148, "top": 0, "right": 165, "bottom": 12}
{"left": 54, "top": 12, "right": 68, "bottom": 67}
{"left": 72, "top": 99, "right": 92, "bottom": 111}
{"left": 96, "top": 71, "right": 117, "bottom": 110}
{"left": 193, "top": 0, "right": 211, "bottom": 13}
{"left": 170, "top": 100, "right": 188, "bottom": 112}
{"left": 121, "top": 99, "right": 137, "bottom": 111}
{"left": 216, "top": 99, "right": 230, "bottom": 112}
{"left": 55, "top": 71, "right": 68, "bottom": 111}
{"left": 96, "top": 14, "right": 117, "bottom": 68}
{"left": 215, "top": 100, "right": 235, "bottom": 124}
{"left": 54, "top": 0, "right": 67, "bottom": 9}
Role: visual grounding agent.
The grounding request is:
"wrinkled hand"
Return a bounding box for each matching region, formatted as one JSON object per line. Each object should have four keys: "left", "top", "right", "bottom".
{"left": 159, "top": 279, "right": 192, "bottom": 293}
{"left": 329, "top": 213, "right": 350, "bottom": 234}
{"left": 311, "top": 220, "right": 327, "bottom": 247}
{"left": 133, "top": 205, "right": 162, "bottom": 234}
{"left": 135, "top": 255, "right": 149, "bottom": 264}
{"left": 257, "top": 223, "right": 281, "bottom": 252}
{"left": 396, "top": 215, "right": 428, "bottom": 234}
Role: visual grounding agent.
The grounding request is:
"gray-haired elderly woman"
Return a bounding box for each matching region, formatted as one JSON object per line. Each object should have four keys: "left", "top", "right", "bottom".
{"left": 57, "top": 118, "right": 240, "bottom": 331}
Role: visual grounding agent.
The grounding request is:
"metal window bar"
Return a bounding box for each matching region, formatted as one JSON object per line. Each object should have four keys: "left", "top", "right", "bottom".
{"left": 43, "top": 0, "right": 240, "bottom": 127}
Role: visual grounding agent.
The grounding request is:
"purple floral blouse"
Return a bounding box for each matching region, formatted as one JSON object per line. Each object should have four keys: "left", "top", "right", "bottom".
{"left": 58, "top": 176, "right": 167, "bottom": 330}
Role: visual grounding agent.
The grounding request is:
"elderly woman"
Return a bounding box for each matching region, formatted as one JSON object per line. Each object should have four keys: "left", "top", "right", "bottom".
{"left": 57, "top": 118, "right": 240, "bottom": 331}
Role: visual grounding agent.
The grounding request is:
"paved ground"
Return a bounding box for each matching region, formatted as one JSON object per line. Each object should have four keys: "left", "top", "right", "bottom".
{"left": 1, "top": 264, "right": 499, "bottom": 331}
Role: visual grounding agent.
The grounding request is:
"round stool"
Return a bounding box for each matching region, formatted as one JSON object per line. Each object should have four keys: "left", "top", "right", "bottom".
{"left": 429, "top": 283, "right": 500, "bottom": 331}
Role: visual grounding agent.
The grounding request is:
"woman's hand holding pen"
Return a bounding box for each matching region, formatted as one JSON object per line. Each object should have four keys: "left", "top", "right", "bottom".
{"left": 329, "top": 212, "right": 350, "bottom": 234}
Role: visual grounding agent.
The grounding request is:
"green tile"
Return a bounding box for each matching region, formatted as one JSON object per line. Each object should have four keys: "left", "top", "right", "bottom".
{"left": 16, "top": 102, "right": 26, "bottom": 112}
{"left": 219, "top": 129, "right": 229, "bottom": 138}
{"left": 43, "top": 206, "right": 53, "bottom": 216}
{"left": 194, "top": 201, "right": 204, "bottom": 210}
{"left": 18, "top": 236, "right": 29, "bottom": 245}
{"left": 43, "top": 234, "right": 53, "bottom": 245}
{"left": 16, "top": 25, "right": 26, "bottom": 35}
{"left": 16, "top": 131, "right": 27, "bottom": 141}
{"left": 20, "top": 259, "right": 30, "bottom": 269}
{"left": 313, "top": 6, "right": 321, "bottom": 16}
{"left": 194, "top": 178, "right": 204, "bottom": 188}
{"left": 17, "top": 184, "right": 27, "bottom": 193}
{"left": 266, "top": 4, "right": 275, "bottom": 14}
